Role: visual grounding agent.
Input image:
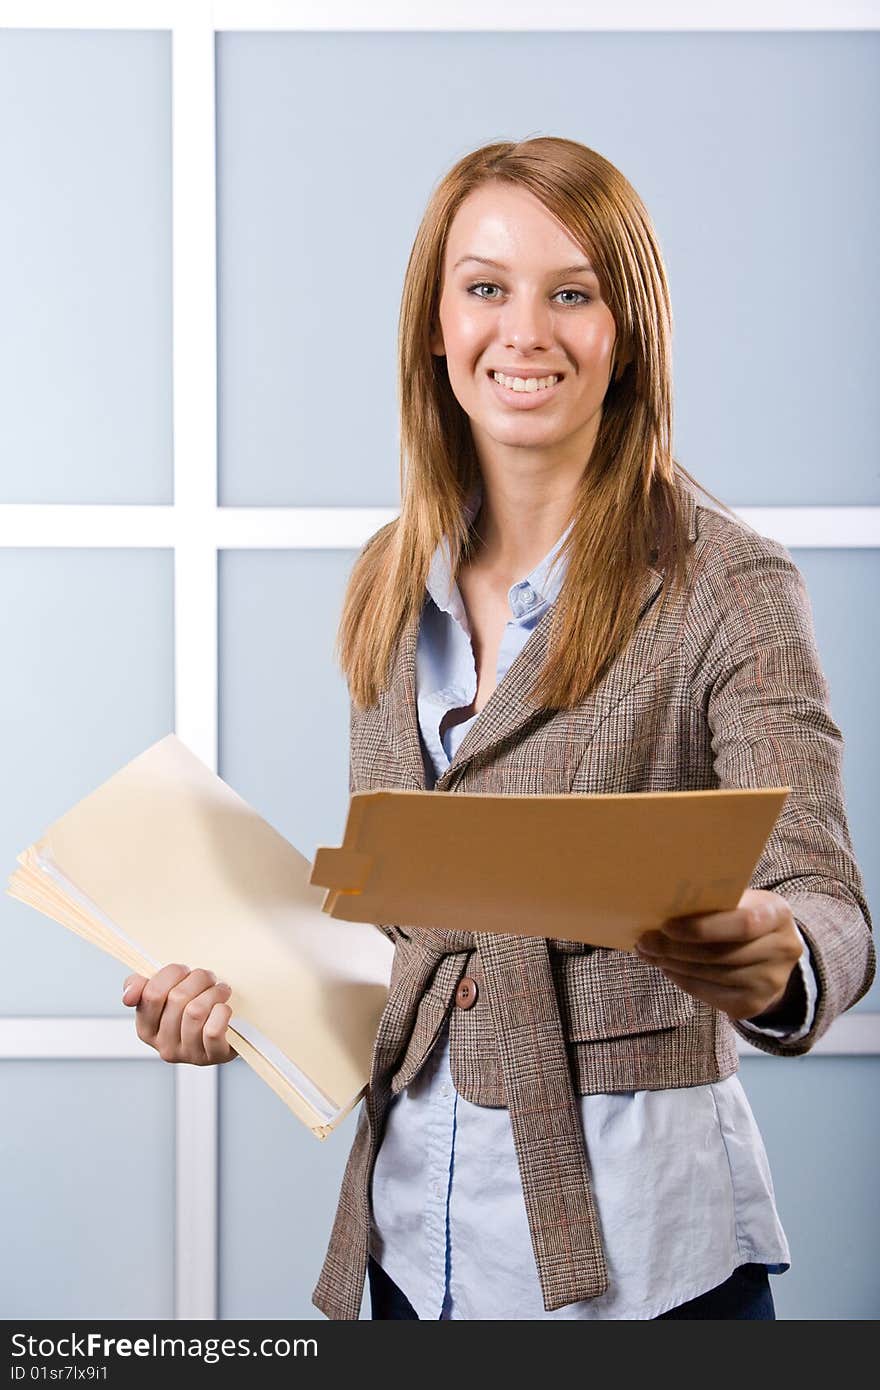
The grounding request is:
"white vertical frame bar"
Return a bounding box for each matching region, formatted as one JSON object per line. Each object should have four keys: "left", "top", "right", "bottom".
{"left": 169, "top": 1, "right": 220, "bottom": 1322}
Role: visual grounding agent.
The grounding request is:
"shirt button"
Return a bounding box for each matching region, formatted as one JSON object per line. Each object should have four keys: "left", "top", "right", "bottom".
{"left": 455, "top": 976, "right": 478, "bottom": 1010}
{"left": 433, "top": 1181, "right": 445, "bottom": 1199}
{"left": 440, "top": 1084, "right": 451, "bottom": 1099}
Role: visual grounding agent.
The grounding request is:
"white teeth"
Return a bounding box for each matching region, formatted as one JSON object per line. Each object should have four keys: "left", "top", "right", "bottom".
{"left": 492, "top": 371, "right": 559, "bottom": 392}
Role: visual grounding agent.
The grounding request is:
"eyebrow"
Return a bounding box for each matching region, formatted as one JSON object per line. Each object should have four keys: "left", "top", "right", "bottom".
{"left": 452, "top": 254, "right": 597, "bottom": 278}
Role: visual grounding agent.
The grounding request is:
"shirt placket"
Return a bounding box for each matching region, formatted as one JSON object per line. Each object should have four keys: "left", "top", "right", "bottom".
{"left": 421, "top": 1017, "right": 457, "bottom": 1319}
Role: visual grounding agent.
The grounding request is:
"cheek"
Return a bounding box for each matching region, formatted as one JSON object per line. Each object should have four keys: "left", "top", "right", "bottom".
{"left": 443, "top": 330, "right": 488, "bottom": 397}
{"left": 437, "top": 292, "right": 486, "bottom": 353}
{"left": 444, "top": 312, "right": 484, "bottom": 359}
{"left": 577, "top": 316, "right": 616, "bottom": 366}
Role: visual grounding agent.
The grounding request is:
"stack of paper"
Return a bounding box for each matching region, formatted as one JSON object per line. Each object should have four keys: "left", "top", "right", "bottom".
{"left": 6, "top": 734, "right": 394, "bottom": 1138}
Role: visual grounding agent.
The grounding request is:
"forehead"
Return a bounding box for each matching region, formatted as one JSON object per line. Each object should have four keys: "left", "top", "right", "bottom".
{"left": 444, "top": 182, "right": 592, "bottom": 271}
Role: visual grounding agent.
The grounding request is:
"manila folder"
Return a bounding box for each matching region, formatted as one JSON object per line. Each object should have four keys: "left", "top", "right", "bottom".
{"left": 309, "top": 785, "right": 790, "bottom": 950}
{"left": 7, "top": 734, "right": 393, "bottom": 1137}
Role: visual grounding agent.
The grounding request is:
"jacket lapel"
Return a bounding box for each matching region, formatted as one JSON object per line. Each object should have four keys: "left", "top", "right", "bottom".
{"left": 379, "top": 483, "right": 699, "bottom": 794}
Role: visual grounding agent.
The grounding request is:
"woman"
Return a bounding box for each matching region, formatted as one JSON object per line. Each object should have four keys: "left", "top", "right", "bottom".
{"left": 123, "top": 137, "right": 874, "bottom": 1320}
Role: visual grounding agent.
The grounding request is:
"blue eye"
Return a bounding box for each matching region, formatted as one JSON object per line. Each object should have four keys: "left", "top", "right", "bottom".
{"left": 556, "top": 288, "right": 591, "bottom": 306}
{"left": 467, "top": 282, "right": 591, "bottom": 306}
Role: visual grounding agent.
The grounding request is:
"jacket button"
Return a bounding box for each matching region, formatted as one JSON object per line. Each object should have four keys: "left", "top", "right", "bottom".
{"left": 455, "top": 976, "right": 478, "bottom": 1010}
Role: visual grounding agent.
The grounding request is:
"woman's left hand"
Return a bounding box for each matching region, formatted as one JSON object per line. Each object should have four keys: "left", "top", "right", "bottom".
{"left": 634, "top": 888, "right": 805, "bottom": 1023}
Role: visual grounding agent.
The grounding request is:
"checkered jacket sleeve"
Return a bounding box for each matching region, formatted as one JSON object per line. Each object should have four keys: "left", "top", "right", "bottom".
{"left": 689, "top": 525, "right": 875, "bottom": 1055}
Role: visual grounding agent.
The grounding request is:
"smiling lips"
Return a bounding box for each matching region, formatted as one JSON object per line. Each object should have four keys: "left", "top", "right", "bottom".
{"left": 490, "top": 369, "right": 562, "bottom": 392}
{"left": 487, "top": 368, "right": 564, "bottom": 406}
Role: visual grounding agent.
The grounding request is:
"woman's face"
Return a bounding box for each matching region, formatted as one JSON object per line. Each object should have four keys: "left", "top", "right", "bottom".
{"left": 430, "top": 182, "right": 620, "bottom": 458}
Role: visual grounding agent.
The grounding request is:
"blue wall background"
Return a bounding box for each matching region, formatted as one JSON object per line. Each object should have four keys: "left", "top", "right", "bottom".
{"left": 0, "top": 27, "right": 876, "bottom": 1321}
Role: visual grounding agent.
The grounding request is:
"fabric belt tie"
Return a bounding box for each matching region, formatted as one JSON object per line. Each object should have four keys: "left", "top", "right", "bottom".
{"left": 376, "top": 925, "right": 609, "bottom": 1313}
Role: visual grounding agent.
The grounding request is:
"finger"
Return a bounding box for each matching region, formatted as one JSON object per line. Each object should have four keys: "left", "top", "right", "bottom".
{"left": 135, "top": 963, "right": 191, "bottom": 1045}
{"left": 654, "top": 905, "right": 778, "bottom": 946}
{"left": 122, "top": 974, "right": 147, "bottom": 1007}
{"left": 656, "top": 967, "right": 750, "bottom": 1011}
{"left": 180, "top": 982, "right": 232, "bottom": 1061}
{"left": 202, "top": 1000, "right": 237, "bottom": 1064}
{"left": 155, "top": 968, "right": 219, "bottom": 1059}
{"left": 655, "top": 966, "right": 767, "bottom": 1017}
{"left": 652, "top": 957, "right": 783, "bottom": 988}
{"left": 637, "top": 932, "right": 792, "bottom": 969}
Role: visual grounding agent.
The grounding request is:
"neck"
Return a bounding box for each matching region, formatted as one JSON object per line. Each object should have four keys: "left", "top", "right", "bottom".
{"left": 467, "top": 406, "right": 601, "bottom": 580}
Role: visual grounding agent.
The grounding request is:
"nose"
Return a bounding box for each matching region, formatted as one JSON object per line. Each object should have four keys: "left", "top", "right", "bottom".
{"left": 499, "top": 291, "right": 553, "bottom": 354}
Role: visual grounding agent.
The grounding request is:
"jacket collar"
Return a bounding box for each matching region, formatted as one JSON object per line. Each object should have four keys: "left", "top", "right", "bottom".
{"left": 380, "top": 480, "right": 700, "bottom": 792}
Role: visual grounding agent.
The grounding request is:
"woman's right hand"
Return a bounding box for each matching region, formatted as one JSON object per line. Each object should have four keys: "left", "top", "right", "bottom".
{"left": 121, "top": 963, "right": 239, "bottom": 1065}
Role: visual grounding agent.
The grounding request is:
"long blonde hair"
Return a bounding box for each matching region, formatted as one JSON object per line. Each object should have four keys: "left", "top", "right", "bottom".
{"left": 336, "top": 136, "right": 734, "bottom": 711}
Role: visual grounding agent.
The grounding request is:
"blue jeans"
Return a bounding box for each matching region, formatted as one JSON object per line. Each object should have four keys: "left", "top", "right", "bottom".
{"left": 367, "top": 1255, "right": 776, "bottom": 1320}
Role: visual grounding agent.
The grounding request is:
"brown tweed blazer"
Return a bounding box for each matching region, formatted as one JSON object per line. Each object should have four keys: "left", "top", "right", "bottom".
{"left": 312, "top": 480, "right": 875, "bottom": 1320}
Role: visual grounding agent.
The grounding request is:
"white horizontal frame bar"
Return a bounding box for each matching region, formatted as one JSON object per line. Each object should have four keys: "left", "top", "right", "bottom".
{"left": 212, "top": 507, "right": 400, "bottom": 548}
{"left": 734, "top": 508, "right": 880, "bottom": 549}
{"left": 0, "top": 505, "right": 877, "bottom": 550}
{"left": 1, "top": 1012, "right": 878, "bottom": 1057}
{"left": 736, "top": 1012, "right": 880, "bottom": 1056}
{"left": 2, "top": 1, "right": 879, "bottom": 31}
{"left": 214, "top": 1, "right": 880, "bottom": 30}
{"left": 0, "top": 505, "right": 398, "bottom": 547}
{"left": 0, "top": 1017, "right": 161, "bottom": 1058}
{"left": 0, "top": 505, "right": 178, "bottom": 546}
{"left": 0, "top": 1, "right": 179, "bottom": 23}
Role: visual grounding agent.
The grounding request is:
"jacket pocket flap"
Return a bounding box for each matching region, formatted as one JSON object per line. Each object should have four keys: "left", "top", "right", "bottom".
{"left": 553, "top": 949, "right": 695, "bottom": 1042}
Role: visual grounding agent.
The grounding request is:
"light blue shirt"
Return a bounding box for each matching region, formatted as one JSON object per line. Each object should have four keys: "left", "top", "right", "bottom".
{"left": 369, "top": 483, "right": 818, "bottom": 1319}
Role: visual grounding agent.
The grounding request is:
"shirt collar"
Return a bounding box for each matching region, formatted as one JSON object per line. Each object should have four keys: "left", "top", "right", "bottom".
{"left": 425, "top": 477, "right": 573, "bottom": 622}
